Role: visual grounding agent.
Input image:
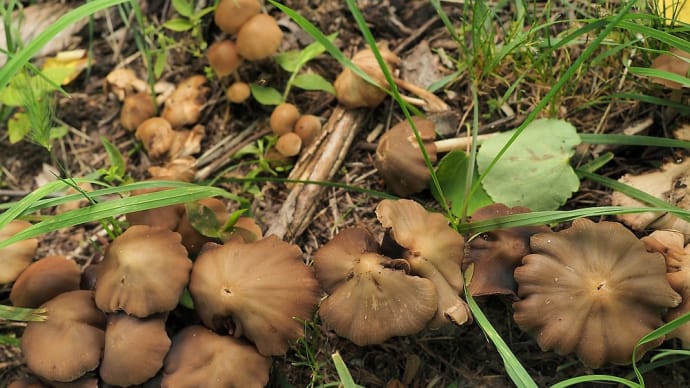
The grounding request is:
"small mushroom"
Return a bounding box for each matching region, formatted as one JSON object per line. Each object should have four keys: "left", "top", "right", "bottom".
{"left": 10, "top": 255, "right": 81, "bottom": 308}
{"left": 21, "top": 290, "right": 106, "bottom": 383}
{"left": 135, "top": 117, "right": 174, "bottom": 160}
{"left": 649, "top": 48, "right": 690, "bottom": 89}
{"left": 161, "top": 325, "right": 270, "bottom": 388}
{"left": 293, "top": 114, "right": 322, "bottom": 146}
{"left": 120, "top": 92, "right": 156, "bottom": 131}
{"left": 0, "top": 220, "right": 38, "bottom": 284}
{"left": 275, "top": 132, "right": 302, "bottom": 157}
{"left": 162, "top": 75, "right": 209, "bottom": 128}
{"left": 213, "top": 0, "right": 261, "bottom": 35}
{"left": 514, "top": 218, "right": 682, "bottom": 367}
{"left": 189, "top": 235, "right": 320, "bottom": 356}
{"left": 226, "top": 82, "right": 251, "bottom": 103}
{"left": 236, "top": 14, "right": 283, "bottom": 61}
{"left": 100, "top": 313, "right": 171, "bottom": 387}
{"left": 313, "top": 228, "right": 437, "bottom": 345}
{"left": 94, "top": 225, "right": 192, "bottom": 317}
{"left": 207, "top": 40, "right": 243, "bottom": 78}
{"left": 270, "top": 103, "right": 300, "bottom": 135}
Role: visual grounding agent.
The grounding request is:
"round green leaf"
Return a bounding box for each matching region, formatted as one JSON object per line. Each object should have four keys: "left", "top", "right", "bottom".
{"left": 476, "top": 118, "right": 581, "bottom": 211}
{"left": 249, "top": 84, "right": 282, "bottom": 105}
{"left": 432, "top": 151, "right": 493, "bottom": 217}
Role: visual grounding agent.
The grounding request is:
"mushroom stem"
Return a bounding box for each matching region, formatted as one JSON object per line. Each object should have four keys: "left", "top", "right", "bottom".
{"left": 394, "top": 78, "right": 449, "bottom": 113}
{"left": 433, "top": 133, "right": 495, "bottom": 153}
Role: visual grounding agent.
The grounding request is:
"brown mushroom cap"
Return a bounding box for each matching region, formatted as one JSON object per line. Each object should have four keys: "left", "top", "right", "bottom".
{"left": 374, "top": 117, "right": 437, "bottom": 197}
{"left": 95, "top": 225, "right": 192, "bottom": 317}
{"left": 7, "top": 377, "right": 49, "bottom": 388}
{"left": 10, "top": 255, "right": 81, "bottom": 308}
{"left": 100, "top": 313, "right": 171, "bottom": 386}
{"left": 514, "top": 218, "right": 682, "bottom": 368}
{"left": 293, "top": 114, "right": 321, "bottom": 146}
{"left": 21, "top": 290, "right": 106, "bottom": 383}
{"left": 120, "top": 92, "right": 156, "bottom": 131}
{"left": 275, "top": 132, "right": 302, "bottom": 157}
{"left": 270, "top": 103, "right": 300, "bottom": 135}
{"left": 236, "top": 14, "right": 283, "bottom": 61}
{"left": 0, "top": 220, "right": 38, "bottom": 284}
{"left": 226, "top": 82, "right": 251, "bottom": 103}
{"left": 649, "top": 48, "right": 690, "bottom": 89}
{"left": 189, "top": 235, "right": 320, "bottom": 356}
{"left": 207, "top": 40, "right": 243, "bottom": 78}
{"left": 334, "top": 43, "right": 400, "bottom": 108}
{"left": 135, "top": 117, "right": 175, "bottom": 160}
{"left": 125, "top": 185, "right": 186, "bottom": 231}
{"left": 464, "top": 204, "right": 550, "bottom": 297}
{"left": 213, "top": 0, "right": 261, "bottom": 35}
{"left": 162, "top": 325, "right": 270, "bottom": 388}
{"left": 162, "top": 75, "right": 209, "bottom": 128}
{"left": 314, "top": 228, "right": 437, "bottom": 345}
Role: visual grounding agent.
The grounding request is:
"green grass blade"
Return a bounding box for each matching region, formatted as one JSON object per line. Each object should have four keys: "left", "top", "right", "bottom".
{"left": 550, "top": 375, "right": 640, "bottom": 388}
{"left": 332, "top": 351, "right": 364, "bottom": 388}
{"left": 632, "top": 312, "right": 690, "bottom": 384}
{"left": 0, "top": 179, "right": 81, "bottom": 229}
{"left": 613, "top": 92, "right": 690, "bottom": 114}
{"left": 580, "top": 133, "right": 690, "bottom": 149}
{"left": 628, "top": 66, "right": 690, "bottom": 88}
{"left": 0, "top": 305, "right": 46, "bottom": 322}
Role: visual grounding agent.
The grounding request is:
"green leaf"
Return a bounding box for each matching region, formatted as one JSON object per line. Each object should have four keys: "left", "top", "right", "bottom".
{"left": 250, "top": 84, "right": 282, "bottom": 105}
{"left": 8, "top": 111, "right": 31, "bottom": 143}
{"left": 477, "top": 118, "right": 581, "bottom": 211}
{"left": 332, "top": 352, "right": 364, "bottom": 388}
{"left": 274, "top": 51, "right": 302, "bottom": 73}
{"left": 275, "top": 34, "right": 335, "bottom": 73}
{"left": 185, "top": 201, "right": 221, "bottom": 238}
{"left": 100, "top": 136, "right": 126, "bottom": 178}
{"left": 291, "top": 73, "right": 335, "bottom": 94}
{"left": 178, "top": 288, "right": 194, "bottom": 309}
{"left": 432, "top": 151, "right": 493, "bottom": 217}
{"left": 49, "top": 125, "right": 68, "bottom": 140}
{"left": 162, "top": 18, "right": 194, "bottom": 32}
{"left": 154, "top": 51, "right": 168, "bottom": 79}
{"left": 172, "top": 0, "right": 193, "bottom": 17}
{"left": 0, "top": 304, "right": 46, "bottom": 322}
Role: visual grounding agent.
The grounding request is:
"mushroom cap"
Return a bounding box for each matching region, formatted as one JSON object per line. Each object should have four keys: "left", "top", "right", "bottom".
{"left": 100, "top": 313, "right": 171, "bottom": 386}
{"left": 514, "top": 218, "right": 682, "bottom": 368}
{"left": 162, "top": 75, "right": 209, "bottom": 128}
{"left": 21, "top": 290, "right": 106, "bottom": 382}
{"left": 120, "top": 92, "right": 156, "bottom": 131}
{"left": 226, "top": 82, "right": 251, "bottom": 103}
{"left": 95, "top": 225, "right": 192, "bottom": 317}
{"left": 10, "top": 255, "right": 81, "bottom": 308}
{"left": 649, "top": 48, "right": 690, "bottom": 89}
{"left": 0, "top": 220, "right": 38, "bottom": 284}
{"left": 293, "top": 114, "right": 322, "bottom": 146}
{"left": 374, "top": 117, "right": 437, "bottom": 197}
{"left": 270, "top": 103, "right": 300, "bottom": 135}
{"left": 7, "top": 377, "right": 49, "bottom": 388}
{"left": 236, "top": 14, "right": 283, "bottom": 61}
{"left": 334, "top": 44, "right": 400, "bottom": 108}
{"left": 189, "top": 235, "right": 320, "bottom": 356}
{"left": 207, "top": 40, "right": 243, "bottom": 77}
{"left": 162, "top": 325, "right": 270, "bottom": 388}
{"left": 135, "top": 117, "right": 175, "bottom": 160}
{"left": 148, "top": 156, "right": 198, "bottom": 182}
{"left": 464, "top": 204, "right": 550, "bottom": 297}
{"left": 213, "top": 0, "right": 261, "bottom": 35}
{"left": 275, "top": 132, "right": 302, "bottom": 157}
{"left": 125, "top": 185, "right": 186, "bottom": 231}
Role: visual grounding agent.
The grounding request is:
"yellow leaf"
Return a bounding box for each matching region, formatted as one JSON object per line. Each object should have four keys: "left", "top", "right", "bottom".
{"left": 656, "top": 0, "right": 690, "bottom": 25}
{"left": 41, "top": 49, "right": 89, "bottom": 85}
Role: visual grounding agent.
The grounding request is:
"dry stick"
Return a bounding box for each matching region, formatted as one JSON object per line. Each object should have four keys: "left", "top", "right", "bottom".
{"left": 266, "top": 106, "right": 367, "bottom": 240}
{"left": 433, "top": 133, "right": 495, "bottom": 153}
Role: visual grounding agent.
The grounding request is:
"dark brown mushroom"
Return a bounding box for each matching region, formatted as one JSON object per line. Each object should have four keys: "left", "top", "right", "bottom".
{"left": 514, "top": 218, "right": 682, "bottom": 368}
{"left": 10, "top": 255, "right": 80, "bottom": 308}
{"left": 0, "top": 220, "right": 38, "bottom": 284}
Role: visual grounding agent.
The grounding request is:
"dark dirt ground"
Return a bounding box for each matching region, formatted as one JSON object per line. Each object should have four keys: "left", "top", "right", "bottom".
{"left": 2, "top": 0, "right": 690, "bottom": 387}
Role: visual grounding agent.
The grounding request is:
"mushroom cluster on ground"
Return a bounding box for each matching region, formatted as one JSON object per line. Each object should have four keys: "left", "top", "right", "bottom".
{"left": 269, "top": 102, "right": 323, "bottom": 157}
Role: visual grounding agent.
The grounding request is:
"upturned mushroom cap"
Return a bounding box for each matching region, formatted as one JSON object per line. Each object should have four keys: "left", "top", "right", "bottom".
{"left": 236, "top": 14, "right": 283, "bottom": 61}
{"left": 270, "top": 103, "right": 300, "bottom": 135}
{"left": 161, "top": 325, "right": 270, "bottom": 388}
{"left": 100, "top": 313, "right": 171, "bottom": 386}
{"left": 207, "top": 40, "right": 243, "bottom": 77}
{"left": 649, "top": 48, "right": 690, "bottom": 89}
{"left": 376, "top": 199, "right": 470, "bottom": 327}
{"left": 162, "top": 75, "right": 209, "bottom": 128}
{"left": 21, "top": 290, "right": 106, "bottom": 382}
{"left": 213, "top": 0, "right": 261, "bottom": 35}
{"left": 120, "top": 92, "right": 156, "bottom": 131}
{"left": 10, "top": 255, "right": 80, "bottom": 308}
{"left": 314, "top": 228, "right": 437, "bottom": 345}
{"left": 374, "top": 117, "right": 437, "bottom": 197}
{"left": 514, "top": 218, "right": 682, "bottom": 368}
{"left": 334, "top": 43, "right": 400, "bottom": 108}
{"left": 95, "top": 225, "right": 192, "bottom": 317}
{"left": 0, "top": 220, "right": 38, "bottom": 284}
{"left": 189, "top": 235, "right": 320, "bottom": 356}
{"left": 464, "top": 204, "right": 550, "bottom": 297}
{"left": 135, "top": 117, "right": 174, "bottom": 160}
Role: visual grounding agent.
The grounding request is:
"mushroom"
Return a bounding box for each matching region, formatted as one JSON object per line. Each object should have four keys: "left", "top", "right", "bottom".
{"left": 226, "top": 82, "right": 251, "bottom": 103}
{"left": 148, "top": 156, "right": 197, "bottom": 182}
{"left": 236, "top": 14, "right": 283, "bottom": 61}
{"left": 0, "top": 220, "right": 38, "bottom": 284}
{"left": 275, "top": 132, "right": 302, "bottom": 157}
{"left": 313, "top": 228, "right": 438, "bottom": 345}
{"left": 376, "top": 199, "right": 471, "bottom": 327}
{"left": 270, "top": 103, "right": 300, "bottom": 135}
{"left": 188, "top": 235, "right": 320, "bottom": 356}
{"left": 207, "top": 40, "right": 243, "bottom": 78}
{"left": 213, "top": 0, "right": 261, "bottom": 35}
{"left": 10, "top": 255, "right": 81, "bottom": 308}
{"left": 649, "top": 47, "right": 690, "bottom": 89}
{"left": 125, "top": 185, "right": 185, "bottom": 231}
{"left": 135, "top": 117, "right": 174, "bottom": 160}
{"left": 293, "top": 114, "right": 322, "bottom": 146}
{"left": 21, "top": 290, "right": 106, "bottom": 383}
{"left": 513, "top": 218, "right": 682, "bottom": 367}
{"left": 463, "top": 204, "right": 550, "bottom": 297}
{"left": 120, "top": 92, "right": 156, "bottom": 131}
{"left": 7, "top": 377, "right": 49, "bottom": 388}
{"left": 94, "top": 225, "right": 192, "bottom": 317}
{"left": 162, "top": 75, "right": 209, "bottom": 128}
{"left": 161, "top": 325, "right": 270, "bottom": 388}
{"left": 100, "top": 313, "right": 171, "bottom": 387}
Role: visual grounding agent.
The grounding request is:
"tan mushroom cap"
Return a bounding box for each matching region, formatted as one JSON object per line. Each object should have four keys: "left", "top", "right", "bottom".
{"left": 7, "top": 377, "right": 49, "bottom": 388}
{"left": 649, "top": 48, "right": 690, "bottom": 89}
{"left": 125, "top": 185, "right": 186, "bottom": 231}
{"left": 275, "top": 132, "right": 302, "bottom": 157}
{"left": 162, "top": 75, "right": 209, "bottom": 128}
{"left": 374, "top": 117, "right": 437, "bottom": 197}
{"left": 236, "top": 14, "right": 283, "bottom": 61}
{"left": 0, "top": 220, "right": 38, "bottom": 284}
{"left": 293, "top": 114, "right": 322, "bottom": 146}
{"left": 334, "top": 43, "right": 400, "bottom": 108}
{"left": 514, "top": 219, "right": 682, "bottom": 368}
{"left": 10, "top": 255, "right": 80, "bottom": 308}
{"left": 226, "top": 82, "right": 251, "bottom": 103}
{"left": 135, "top": 117, "right": 175, "bottom": 160}
{"left": 213, "top": 0, "right": 261, "bottom": 35}
{"left": 21, "top": 290, "right": 106, "bottom": 383}
{"left": 270, "top": 103, "right": 300, "bottom": 135}
{"left": 464, "top": 204, "right": 550, "bottom": 297}
{"left": 162, "top": 325, "right": 270, "bottom": 388}
{"left": 207, "top": 40, "right": 243, "bottom": 78}
{"left": 189, "top": 235, "right": 320, "bottom": 356}
{"left": 120, "top": 92, "right": 156, "bottom": 131}
{"left": 314, "top": 228, "right": 437, "bottom": 345}
{"left": 95, "top": 225, "right": 192, "bottom": 317}
{"left": 100, "top": 313, "right": 171, "bottom": 386}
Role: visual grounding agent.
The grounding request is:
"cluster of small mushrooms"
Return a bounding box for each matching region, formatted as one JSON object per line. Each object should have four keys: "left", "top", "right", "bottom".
{"left": 269, "top": 102, "right": 322, "bottom": 157}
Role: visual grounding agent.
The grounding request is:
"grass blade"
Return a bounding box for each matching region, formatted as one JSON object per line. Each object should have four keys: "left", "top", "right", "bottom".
{"left": 580, "top": 133, "right": 690, "bottom": 149}
{"left": 0, "top": 305, "right": 46, "bottom": 322}
{"left": 332, "top": 351, "right": 363, "bottom": 388}
{"left": 550, "top": 375, "right": 640, "bottom": 388}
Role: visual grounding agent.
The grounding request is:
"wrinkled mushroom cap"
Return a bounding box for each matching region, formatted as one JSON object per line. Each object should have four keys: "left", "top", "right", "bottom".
{"left": 334, "top": 43, "right": 400, "bottom": 108}
{"left": 100, "top": 313, "right": 171, "bottom": 386}
{"left": 189, "top": 235, "right": 320, "bottom": 356}
{"left": 10, "top": 255, "right": 80, "bottom": 308}
{"left": 374, "top": 117, "right": 437, "bottom": 197}
{"left": 162, "top": 325, "right": 270, "bottom": 388}
{"left": 162, "top": 75, "right": 209, "bottom": 128}
{"left": 135, "top": 117, "right": 175, "bottom": 160}
{"left": 649, "top": 48, "right": 690, "bottom": 89}
{"left": 120, "top": 92, "right": 156, "bottom": 131}
{"left": 21, "top": 290, "right": 106, "bottom": 382}
{"left": 0, "top": 220, "right": 38, "bottom": 284}
{"left": 314, "top": 228, "right": 437, "bottom": 345}
{"left": 95, "top": 225, "right": 192, "bottom": 317}
{"left": 514, "top": 218, "right": 682, "bottom": 367}
{"left": 236, "top": 14, "right": 283, "bottom": 61}
{"left": 464, "top": 204, "right": 549, "bottom": 297}
{"left": 213, "top": 0, "right": 261, "bottom": 35}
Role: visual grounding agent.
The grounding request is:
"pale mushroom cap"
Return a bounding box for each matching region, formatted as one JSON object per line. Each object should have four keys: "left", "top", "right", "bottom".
{"left": 334, "top": 44, "right": 400, "bottom": 109}
{"left": 213, "top": 0, "right": 261, "bottom": 35}
{"left": 0, "top": 220, "right": 38, "bottom": 284}
{"left": 21, "top": 290, "right": 106, "bottom": 382}
{"left": 189, "top": 235, "right": 320, "bottom": 356}
{"left": 162, "top": 325, "right": 270, "bottom": 388}
{"left": 649, "top": 48, "right": 690, "bottom": 89}
{"left": 236, "top": 14, "right": 283, "bottom": 61}
{"left": 95, "top": 225, "right": 192, "bottom": 317}
{"left": 226, "top": 82, "right": 251, "bottom": 103}
{"left": 162, "top": 75, "right": 209, "bottom": 128}
{"left": 100, "top": 313, "right": 171, "bottom": 386}
{"left": 275, "top": 132, "right": 302, "bottom": 157}
{"left": 10, "top": 255, "right": 81, "bottom": 308}
{"left": 207, "top": 40, "right": 243, "bottom": 77}
{"left": 135, "top": 117, "right": 174, "bottom": 160}
{"left": 270, "top": 102, "right": 300, "bottom": 135}
{"left": 514, "top": 218, "right": 682, "bottom": 368}
{"left": 120, "top": 92, "right": 156, "bottom": 131}
{"left": 374, "top": 117, "right": 437, "bottom": 197}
